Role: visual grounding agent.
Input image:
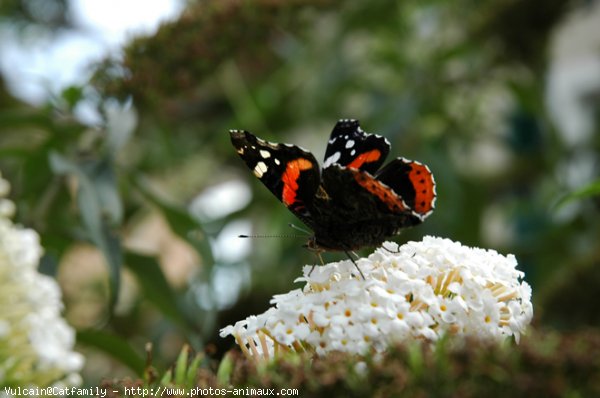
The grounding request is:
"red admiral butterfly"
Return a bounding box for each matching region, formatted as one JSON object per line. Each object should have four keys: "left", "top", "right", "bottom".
{"left": 230, "top": 119, "right": 436, "bottom": 253}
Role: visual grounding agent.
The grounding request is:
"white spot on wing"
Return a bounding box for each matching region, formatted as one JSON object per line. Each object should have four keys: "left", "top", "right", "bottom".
{"left": 345, "top": 139, "right": 355, "bottom": 148}
{"left": 350, "top": 149, "right": 356, "bottom": 156}
{"left": 259, "top": 150, "right": 271, "bottom": 158}
{"left": 253, "top": 161, "right": 268, "bottom": 178}
{"left": 274, "top": 158, "right": 280, "bottom": 165}
{"left": 323, "top": 151, "right": 341, "bottom": 168}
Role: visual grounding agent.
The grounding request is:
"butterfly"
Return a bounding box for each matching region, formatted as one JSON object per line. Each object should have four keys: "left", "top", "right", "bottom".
{"left": 230, "top": 119, "right": 436, "bottom": 257}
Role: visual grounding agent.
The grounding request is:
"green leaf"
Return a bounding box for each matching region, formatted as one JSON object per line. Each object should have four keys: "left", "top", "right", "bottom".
{"left": 49, "top": 151, "right": 123, "bottom": 311}
{"left": 0, "top": 107, "right": 85, "bottom": 137}
{"left": 160, "top": 369, "right": 173, "bottom": 386}
{"left": 554, "top": 180, "right": 600, "bottom": 210}
{"left": 91, "top": 157, "right": 124, "bottom": 225}
{"left": 106, "top": 104, "right": 137, "bottom": 153}
{"left": 77, "top": 330, "right": 145, "bottom": 375}
{"left": 124, "top": 252, "right": 188, "bottom": 328}
{"left": 174, "top": 345, "right": 189, "bottom": 385}
{"left": 407, "top": 343, "right": 424, "bottom": 377}
{"left": 0, "top": 108, "right": 54, "bottom": 130}
{"left": 61, "top": 85, "right": 84, "bottom": 109}
{"left": 22, "top": 142, "right": 56, "bottom": 205}
{"left": 216, "top": 351, "right": 235, "bottom": 386}
{"left": 0, "top": 147, "right": 29, "bottom": 158}
{"left": 186, "top": 353, "right": 202, "bottom": 387}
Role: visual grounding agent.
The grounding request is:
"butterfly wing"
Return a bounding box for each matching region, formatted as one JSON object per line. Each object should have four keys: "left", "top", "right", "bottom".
{"left": 323, "top": 119, "right": 390, "bottom": 174}
{"left": 375, "top": 157, "right": 436, "bottom": 220}
{"left": 312, "top": 165, "right": 423, "bottom": 250}
{"left": 230, "top": 130, "right": 320, "bottom": 227}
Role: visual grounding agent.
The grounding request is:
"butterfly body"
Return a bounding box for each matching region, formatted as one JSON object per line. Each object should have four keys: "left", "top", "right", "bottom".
{"left": 230, "top": 119, "right": 436, "bottom": 252}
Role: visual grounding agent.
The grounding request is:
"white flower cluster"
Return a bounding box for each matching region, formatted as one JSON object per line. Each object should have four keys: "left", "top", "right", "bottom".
{"left": 0, "top": 173, "right": 84, "bottom": 388}
{"left": 220, "top": 236, "right": 533, "bottom": 359}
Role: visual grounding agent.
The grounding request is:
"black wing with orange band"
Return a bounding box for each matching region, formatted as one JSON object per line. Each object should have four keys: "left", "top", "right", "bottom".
{"left": 323, "top": 119, "right": 390, "bottom": 174}
{"left": 376, "top": 157, "right": 436, "bottom": 219}
{"left": 230, "top": 130, "right": 320, "bottom": 227}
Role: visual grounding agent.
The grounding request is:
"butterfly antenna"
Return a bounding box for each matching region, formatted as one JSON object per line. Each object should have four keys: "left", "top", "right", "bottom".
{"left": 238, "top": 234, "right": 306, "bottom": 239}
{"left": 288, "top": 223, "right": 312, "bottom": 236}
{"left": 344, "top": 250, "right": 365, "bottom": 280}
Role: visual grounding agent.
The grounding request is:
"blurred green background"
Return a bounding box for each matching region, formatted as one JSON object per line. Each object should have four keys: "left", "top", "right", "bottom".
{"left": 1, "top": 0, "right": 599, "bottom": 386}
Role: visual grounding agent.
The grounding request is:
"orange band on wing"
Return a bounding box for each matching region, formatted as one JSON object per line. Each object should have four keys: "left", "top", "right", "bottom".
{"left": 409, "top": 163, "right": 435, "bottom": 215}
{"left": 282, "top": 158, "right": 314, "bottom": 206}
{"left": 347, "top": 149, "right": 381, "bottom": 170}
{"left": 353, "top": 172, "right": 408, "bottom": 213}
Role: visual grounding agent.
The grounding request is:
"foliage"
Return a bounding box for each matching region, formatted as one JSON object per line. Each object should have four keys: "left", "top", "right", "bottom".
{"left": 0, "top": 0, "right": 599, "bottom": 387}
{"left": 103, "top": 329, "right": 600, "bottom": 397}
{"left": 0, "top": 0, "right": 70, "bottom": 30}
{"left": 0, "top": 80, "right": 211, "bottom": 372}
{"left": 554, "top": 179, "right": 600, "bottom": 210}
{"left": 0, "top": 173, "right": 83, "bottom": 388}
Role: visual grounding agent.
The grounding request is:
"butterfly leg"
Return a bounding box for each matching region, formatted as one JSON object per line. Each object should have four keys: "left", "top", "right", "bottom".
{"left": 308, "top": 251, "right": 325, "bottom": 276}
{"left": 344, "top": 251, "right": 365, "bottom": 279}
{"left": 381, "top": 242, "right": 401, "bottom": 254}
